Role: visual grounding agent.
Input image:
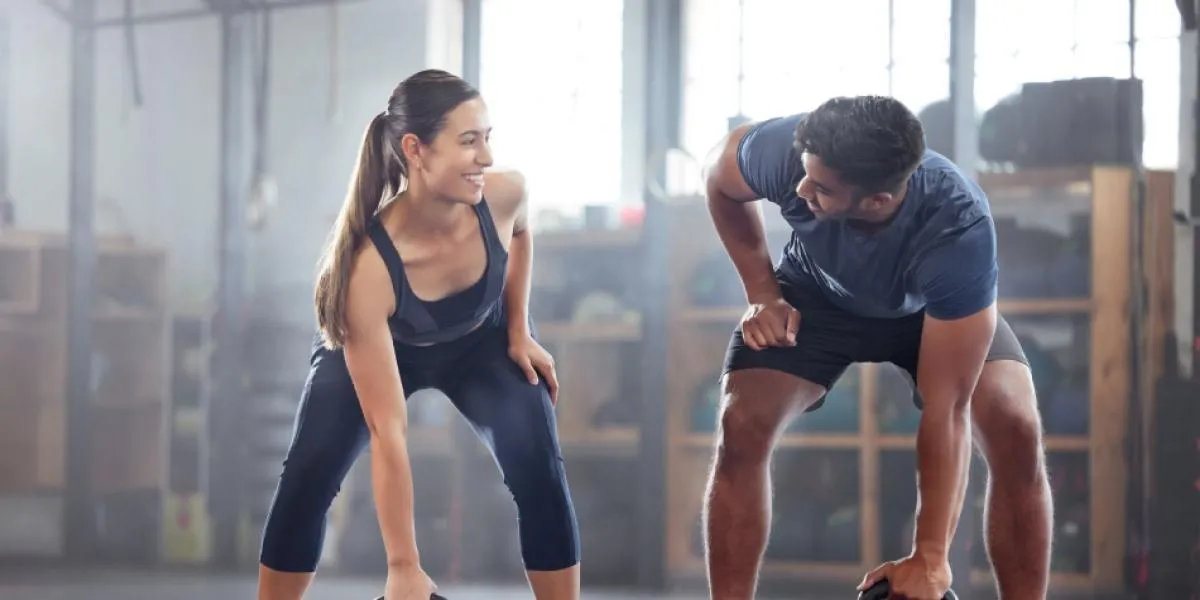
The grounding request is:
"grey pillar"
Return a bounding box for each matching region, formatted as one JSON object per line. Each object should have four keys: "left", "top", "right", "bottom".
{"left": 64, "top": 0, "right": 98, "bottom": 561}
{"left": 949, "top": 0, "right": 977, "bottom": 177}
{"left": 947, "top": 0, "right": 978, "bottom": 594}
{"left": 0, "top": 12, "right": 8, "bottom": 199}
{"left": 460, "top": 0, "right": 481, "bottom": 87}
{"left": 636, "top": 0, "right": 684, "bottom": 589}
{"left": 1180, "top": 29, "right": 1198, "bottom": 376}
{"left": 211, "top": 9, "right": 251, "bottom": 567}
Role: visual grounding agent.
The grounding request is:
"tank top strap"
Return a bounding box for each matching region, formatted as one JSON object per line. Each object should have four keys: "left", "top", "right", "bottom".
{"left": 473, "top": 198, "right": 507, "bottom": 308}
{"left": 365, "top": 218, "right": 406, "bottom": 311}
{"left": 473, "top": 198, "right": 505, "bottom": 253}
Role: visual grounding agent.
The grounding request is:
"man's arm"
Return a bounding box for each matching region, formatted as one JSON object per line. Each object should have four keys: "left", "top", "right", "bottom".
{"left": 703, "top": 125, "right": 782, "bottom": 304}
{"left": 912, "top": 304, "right": 995, "bottom": 560}
{"left": 911, "top": 210, "right": 999, "bottom": 564}
{"left": 342, "top": 248, "right": 420, "bottom": 569}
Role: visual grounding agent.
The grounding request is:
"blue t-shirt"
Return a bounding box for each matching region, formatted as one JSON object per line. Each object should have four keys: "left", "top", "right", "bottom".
{"left": 736, "top": 114, "right": 998, "bottom": 321}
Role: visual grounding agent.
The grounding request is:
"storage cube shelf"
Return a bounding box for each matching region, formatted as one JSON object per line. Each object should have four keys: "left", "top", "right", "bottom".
{"left": 661, "top": 167, "right": 1175, "bottom": 595}
{"left": 0, "top": 233, "right": 171, "bottom": 562}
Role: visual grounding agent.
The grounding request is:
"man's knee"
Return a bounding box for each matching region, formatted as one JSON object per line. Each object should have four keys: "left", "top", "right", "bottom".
{"left": 716, "top": 394, "right": 777, "bottom": 468}
{"left": 714, "top": 369, "right": 823, "bottom": 471}
{"left": 973, "top": 361, "right": 1046, "bottom": 484}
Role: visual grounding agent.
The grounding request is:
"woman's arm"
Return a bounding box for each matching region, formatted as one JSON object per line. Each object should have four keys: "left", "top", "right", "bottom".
{"left": 486, "top": 170, "right": 532, "bottom": 337}
{"left": 503, "top": 184, "right": 532, "bottom": 339}
{"left": 342, "top": 247, "right": 419, "bottom": 569}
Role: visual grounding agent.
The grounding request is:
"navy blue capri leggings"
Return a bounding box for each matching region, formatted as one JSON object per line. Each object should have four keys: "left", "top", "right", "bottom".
{"left": 259, "top": 322, "right": 580, "bottom": 573}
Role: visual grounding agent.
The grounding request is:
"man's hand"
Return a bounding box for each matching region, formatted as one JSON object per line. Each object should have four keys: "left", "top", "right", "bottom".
{"left": 858, "top": 554, "right": 952, "bottom": 600}
{"left": 740, "top": 297, "right": 800, "bottom": 350}
{"left": 508, "top": 334, "right": 560, "bottom": 405}
{"left": 384, "top": 564, "right": 437, "bottom": 600}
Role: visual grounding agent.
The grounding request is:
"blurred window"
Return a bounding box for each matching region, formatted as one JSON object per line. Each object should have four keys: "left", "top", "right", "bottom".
{"left": 480, "top": 0, "right": 625, "bottom": 217}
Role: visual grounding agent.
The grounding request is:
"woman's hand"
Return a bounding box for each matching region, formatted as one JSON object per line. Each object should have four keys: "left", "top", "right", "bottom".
{"left": 384, "top": 564, "right": 437, "bottom": 600}
{"left": 508, "top": 334, "right": 560, "bottom": 405}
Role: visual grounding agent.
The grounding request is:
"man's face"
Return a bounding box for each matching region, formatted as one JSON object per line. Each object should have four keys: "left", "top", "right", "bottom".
{"left": 794, "top": 152, "right": 868, "bottom": 221}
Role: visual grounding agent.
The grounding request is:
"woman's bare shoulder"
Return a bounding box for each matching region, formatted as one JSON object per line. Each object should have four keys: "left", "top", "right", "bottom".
{"left": 483, "top": 168, "right": 528, "bottom": 218}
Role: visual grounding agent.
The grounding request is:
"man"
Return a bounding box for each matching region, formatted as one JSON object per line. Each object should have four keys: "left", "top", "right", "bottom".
{"left": 701, "top": 96, "right": 1053, "bottom": 600}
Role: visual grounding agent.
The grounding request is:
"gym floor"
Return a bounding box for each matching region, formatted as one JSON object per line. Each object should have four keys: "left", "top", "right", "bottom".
{"left": 0, "top": 569, "right": 813, "bottom": 600}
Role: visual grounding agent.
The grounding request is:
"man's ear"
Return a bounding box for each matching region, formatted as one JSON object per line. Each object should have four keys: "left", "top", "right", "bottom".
{"left": 862, "top": 191, "right": 894, "bottom": 211}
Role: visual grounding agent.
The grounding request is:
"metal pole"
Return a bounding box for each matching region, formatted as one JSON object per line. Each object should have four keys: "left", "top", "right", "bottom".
{"left": 636, "top": 0, "right": 683, "bottom": 589}
{"left": 460, "top": 0, "right": 481, "bottom": 86}
{"left": 949, "top": 0, "right": 977, "bottom": 178}
{"left": 0, "top": 12, "right": 9, "bottom": 198}
{"left": 1192, "top": 10, "right": 1200, "bottom": 378}
{"left": 947, "top": 0, "right": 977, "bottom": 594}
{"left": 88, "top": 0, "right": 369, "bottom": 29}
{"left": 211, "top": 9, "right": 251, "bottom": 567}
{"left": 64, "top": 0, "right": 98, "bottom": 561}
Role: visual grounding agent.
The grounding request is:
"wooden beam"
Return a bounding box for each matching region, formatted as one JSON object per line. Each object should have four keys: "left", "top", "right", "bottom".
{"left": 1088, "top": 166, "right": 1134, "bottom": 590}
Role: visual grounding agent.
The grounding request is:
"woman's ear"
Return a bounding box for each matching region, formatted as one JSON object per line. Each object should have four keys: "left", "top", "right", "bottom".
{"left": 400, "top": 132, "right": 423, "bottom": 171}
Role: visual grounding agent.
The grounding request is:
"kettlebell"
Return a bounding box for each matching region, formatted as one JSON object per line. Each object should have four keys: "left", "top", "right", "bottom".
{"left": 858, "top": 579, "right": 958, "bottom": 600}
{"left": 373, "top": 595, "right": 447, "bottom": 600}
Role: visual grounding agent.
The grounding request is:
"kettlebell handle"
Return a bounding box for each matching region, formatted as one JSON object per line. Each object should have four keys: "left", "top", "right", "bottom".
{"left": 373, "top": 595, "right": 446, "bottom": 600}
{"left": 858, "top": 579, "right": 959, "bottom": 600}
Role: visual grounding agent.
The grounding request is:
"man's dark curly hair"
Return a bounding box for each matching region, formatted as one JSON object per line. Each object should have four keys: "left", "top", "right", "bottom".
{"left": 793, "top": 96, "right": 926, "bottom": 195}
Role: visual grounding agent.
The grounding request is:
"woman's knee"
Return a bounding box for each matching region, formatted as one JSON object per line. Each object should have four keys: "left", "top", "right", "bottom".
{"left": 509, "top": 468, "right": 580, "bottom": 571}
{"left": 491, "top": 414, "right": 580, "bottom": 571}
{"left": 259, "top": 435, "right": 361, "bottom": 572}
{"left": 259, "top": 460, "right": 344, "bottom": 572}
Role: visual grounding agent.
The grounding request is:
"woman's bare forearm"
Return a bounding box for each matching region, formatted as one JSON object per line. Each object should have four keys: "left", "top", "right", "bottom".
{"left": 369, "top": 423, "right": 421, "bottom": 568}
{"left": 504, "top": 230, "right": 533, "bottom": 337}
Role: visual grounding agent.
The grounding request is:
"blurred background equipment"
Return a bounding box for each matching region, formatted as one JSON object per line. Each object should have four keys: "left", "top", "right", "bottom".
{"left": 0, "top": 0, "right": 1195, "bottom": 598}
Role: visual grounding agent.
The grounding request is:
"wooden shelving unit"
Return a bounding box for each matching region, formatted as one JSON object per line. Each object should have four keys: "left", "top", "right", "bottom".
{"left": 661, "top": 167, "right": 1174, "bottom": 595}
{"left": 0, "top": 232, "right": 171, "bottom": 560}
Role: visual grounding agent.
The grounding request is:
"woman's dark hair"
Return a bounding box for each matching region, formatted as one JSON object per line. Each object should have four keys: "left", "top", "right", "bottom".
{"left": 315, "top": 69, "right": 480, "bottom": 349}
{"left": 794, "top": 95, "right": 926, "bottom": 195}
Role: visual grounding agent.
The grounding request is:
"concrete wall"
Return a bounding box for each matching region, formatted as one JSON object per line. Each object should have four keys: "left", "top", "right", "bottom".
{"left": 6, "top": 0, "right": 440, "bottom": 311}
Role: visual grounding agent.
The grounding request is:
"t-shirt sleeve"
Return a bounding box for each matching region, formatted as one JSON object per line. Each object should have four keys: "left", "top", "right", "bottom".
{"left": 735, "top": 115, "right": 806, "bottom": 203}
{"left": 915, "top": 186, "right": 999, "bottom": 321}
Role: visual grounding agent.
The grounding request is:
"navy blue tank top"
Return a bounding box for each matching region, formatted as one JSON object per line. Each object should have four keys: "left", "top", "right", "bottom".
{"left": 365, "top": 199, "right": 508, "bottom": 345}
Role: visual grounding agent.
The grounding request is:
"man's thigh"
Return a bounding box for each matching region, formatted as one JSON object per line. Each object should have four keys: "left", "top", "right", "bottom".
{"left": 890, "top": 314, "right": 1031, "bottom": 408}
{"left": 721, "top": 279, "right": 894, "bottom": 412}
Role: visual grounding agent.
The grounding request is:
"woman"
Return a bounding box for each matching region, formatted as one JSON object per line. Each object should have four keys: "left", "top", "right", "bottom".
{"left": 257, "top": 69, "right": 581, "bottom": 600}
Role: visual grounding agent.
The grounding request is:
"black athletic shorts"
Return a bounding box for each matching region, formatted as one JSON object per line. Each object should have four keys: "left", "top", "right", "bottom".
{"left": 722, "top": 276, "right": 1028, "bottom": 412}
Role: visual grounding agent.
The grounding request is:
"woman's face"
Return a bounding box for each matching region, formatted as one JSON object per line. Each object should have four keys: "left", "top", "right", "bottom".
{"left": 406, "top": 97, "right": 494, "bottom": 205}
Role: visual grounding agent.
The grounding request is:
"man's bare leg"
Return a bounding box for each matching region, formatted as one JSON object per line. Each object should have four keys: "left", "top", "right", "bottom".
{"left": 971, "top": 360, "right": 1053, "bottom": 600}
{"left": 703, "top": 368, "right": 826, "bottom": 600}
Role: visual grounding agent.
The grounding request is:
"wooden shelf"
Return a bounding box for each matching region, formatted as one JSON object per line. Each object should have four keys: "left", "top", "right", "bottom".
{"left": 0, "top": 233, "right": 171, "bottom": 496}
{"left": 996, "top": 298, "right": 1092, "bottom": 314}
{"left": 677, "top": 433, "right": 863, "bottom": 449}
{"left": 0, "top": 242, "right": 40, "bottom": 315}
{"left": 660, "top": 167, "right": 1176, "bottom": 594}
{"left": 559, "top": 427, "right": 640, "bottom": 458}
{"left": 680, "top": 307, "right": 741, "bottom": 323}
{"left": 673, "top": 557, "right": 865, "bottom": 579}
{"left": 681, "top": 298, "right": 1092, "bottom": 325}
{"left": 877, "top": 434, "right": 1090, "bottom": 451}
{"left": 970, "top": 569, "right": 1094, "bottom": 591}
{"left": 560, "top": 426, "right": 639, "bottom": 446}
